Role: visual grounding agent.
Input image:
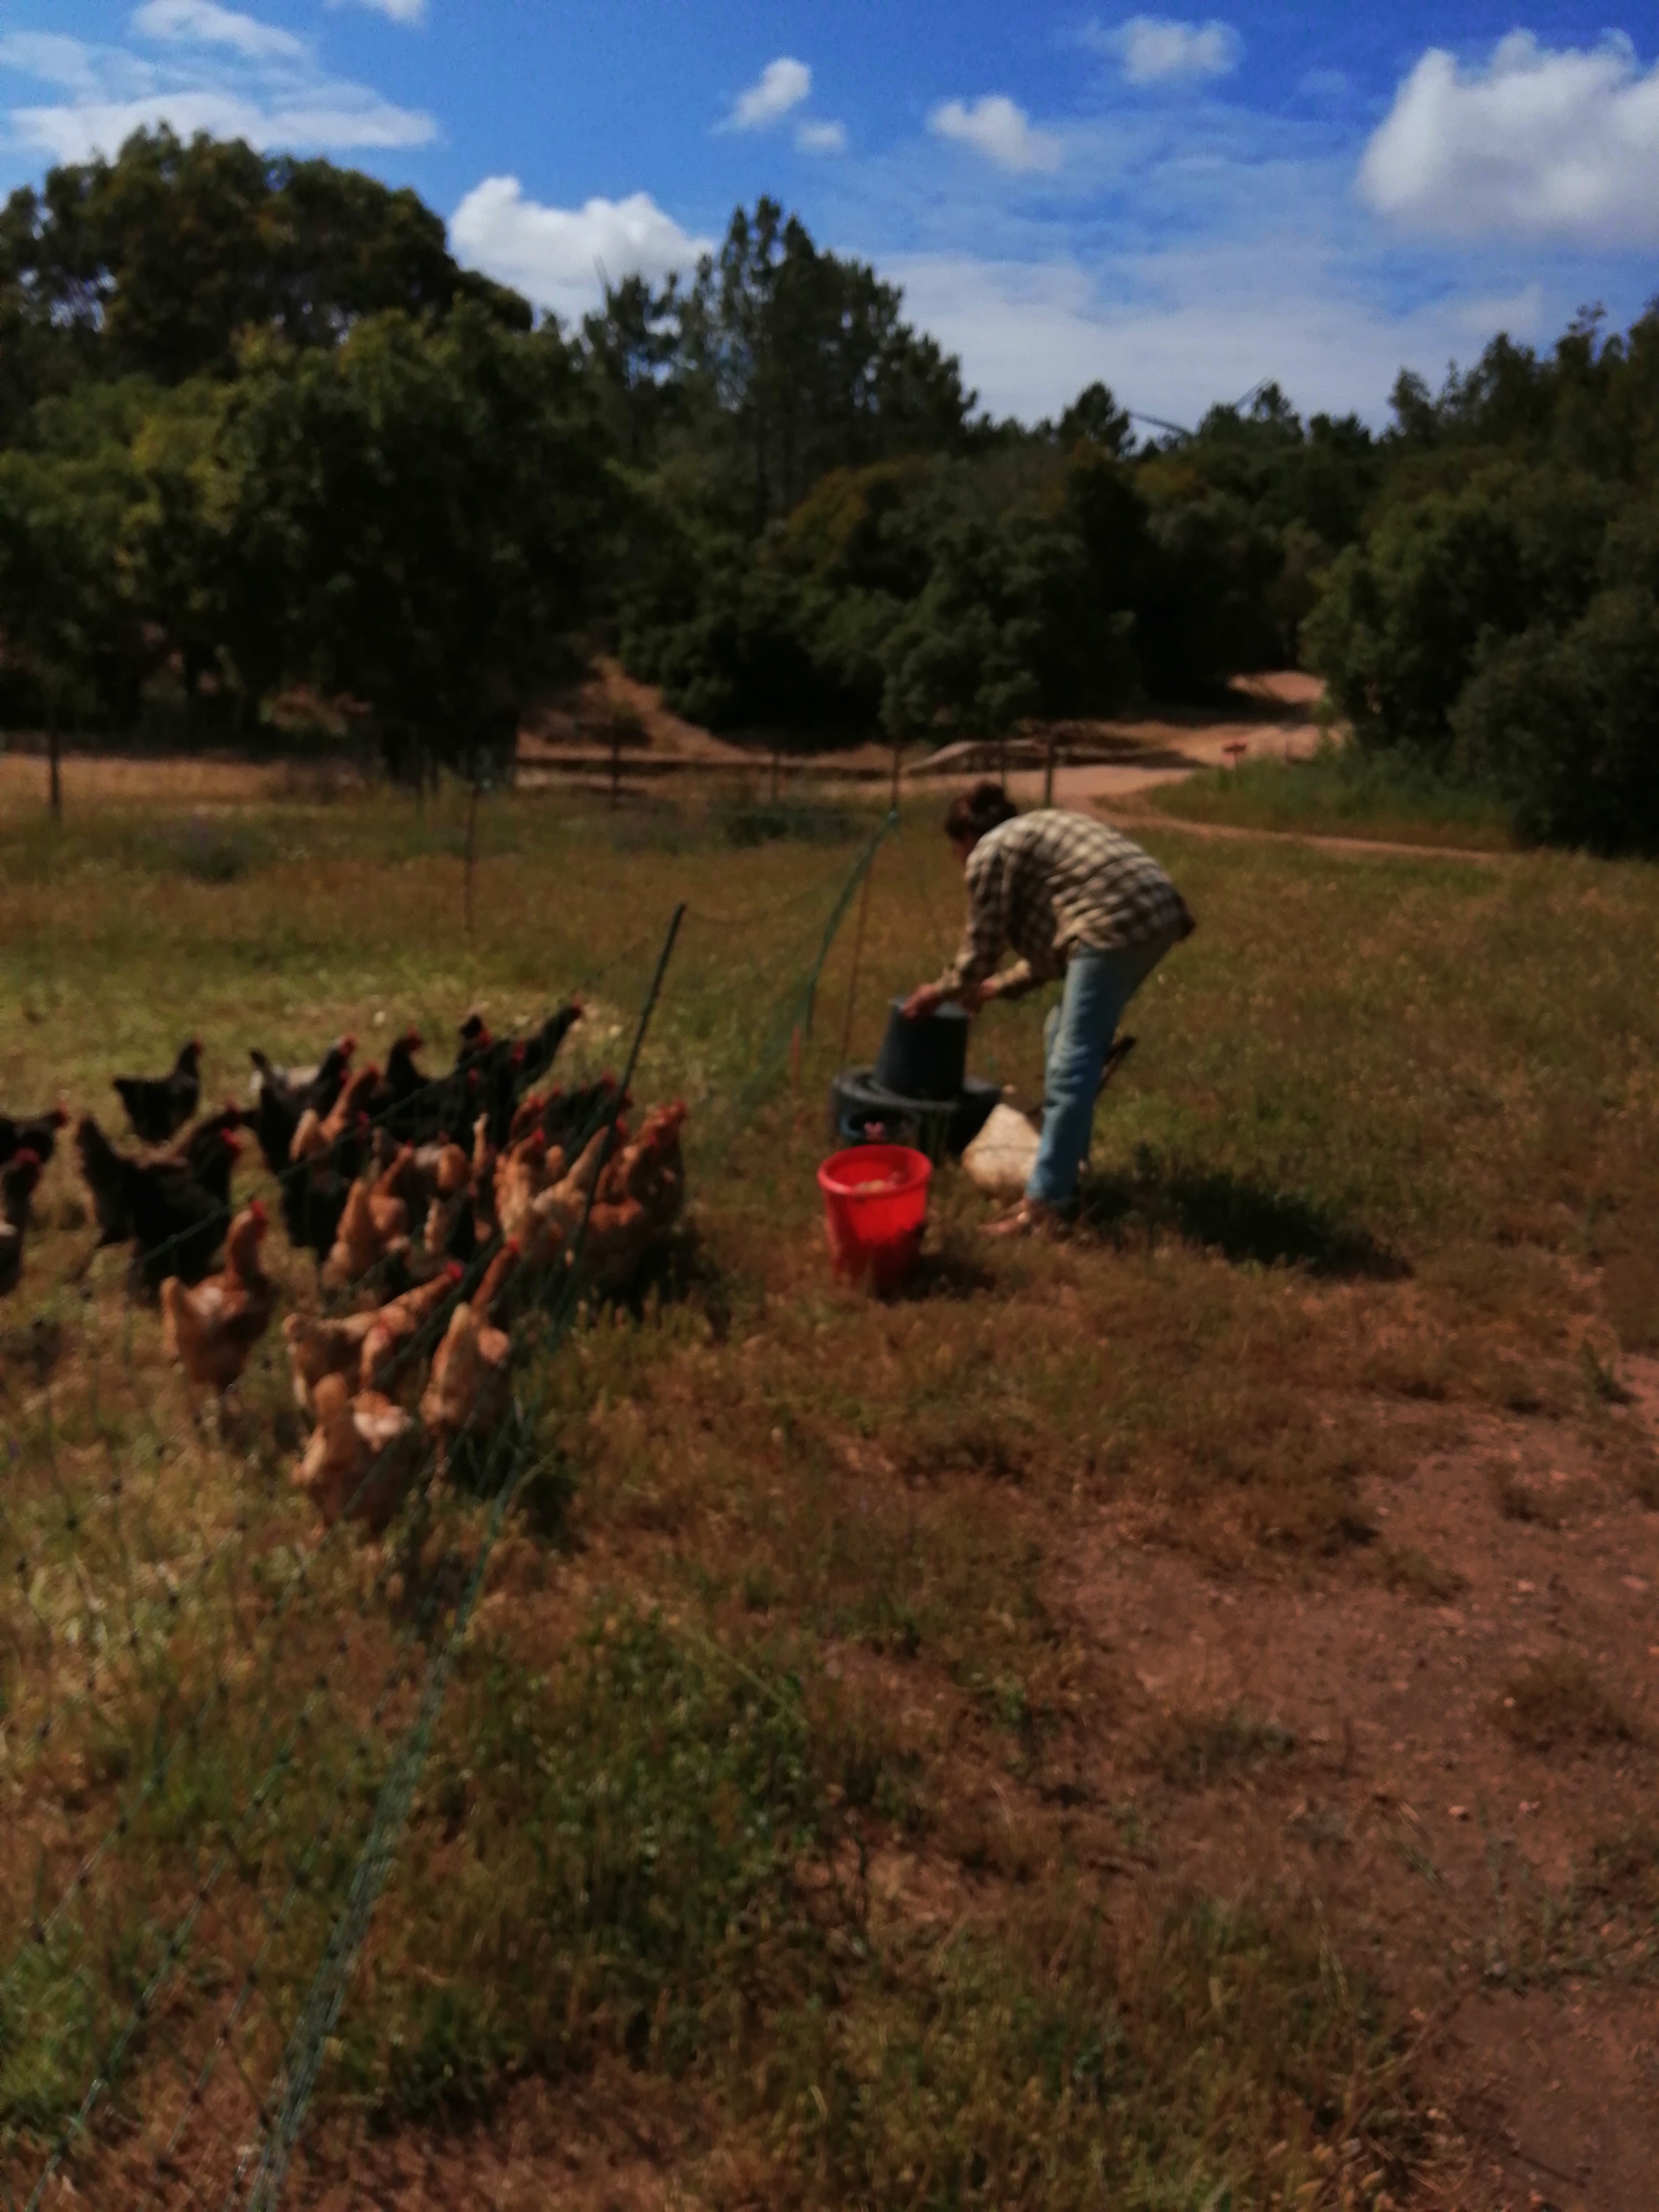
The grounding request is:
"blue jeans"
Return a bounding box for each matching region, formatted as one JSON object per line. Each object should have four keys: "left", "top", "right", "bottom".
{"left": 1027, "top": 937, "right": 1179, "bottom": 1207}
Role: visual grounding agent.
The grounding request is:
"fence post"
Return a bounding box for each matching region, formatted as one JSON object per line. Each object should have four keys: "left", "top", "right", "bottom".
{"left": 1043, "top": 729, "right": 1057, "bottom": 808}
{"left": 47, "top": 709, "right": 62, "bottom": 824}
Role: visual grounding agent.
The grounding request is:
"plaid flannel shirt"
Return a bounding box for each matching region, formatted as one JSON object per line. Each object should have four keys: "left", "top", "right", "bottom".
{"left": 937, "top": 810, "right": 1193, "bottom": 1000}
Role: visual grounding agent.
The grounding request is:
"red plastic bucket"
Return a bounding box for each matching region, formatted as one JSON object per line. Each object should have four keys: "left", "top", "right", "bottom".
{"left": 817, "top": 1144, "right": 933, "bottom": 1290}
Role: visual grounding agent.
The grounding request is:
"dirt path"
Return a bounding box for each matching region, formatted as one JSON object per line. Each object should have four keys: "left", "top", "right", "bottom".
{"left": 1095, "top": 798, "right": 1513, "bottom": 866}
{"left": 1044, "top": 1376, "right": 1659, "bottom": 2211}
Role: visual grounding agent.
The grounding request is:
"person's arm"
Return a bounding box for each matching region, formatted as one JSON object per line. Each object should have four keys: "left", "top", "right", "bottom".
{"left": 903, "top": 846, "right": 1008, "bottom": 1018}
{"left": 982, "top": 958, "right": 1036, "bottom": 1002}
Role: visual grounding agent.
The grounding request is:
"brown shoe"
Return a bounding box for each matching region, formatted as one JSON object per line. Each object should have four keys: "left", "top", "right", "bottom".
{"left": 981, "top": 1198, "right": 1068, "bottom": 1240}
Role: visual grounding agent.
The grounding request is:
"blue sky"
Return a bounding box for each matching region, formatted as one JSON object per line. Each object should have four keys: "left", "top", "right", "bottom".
{"left": 2, "top": 3, "right": 1656, "bottom": 426}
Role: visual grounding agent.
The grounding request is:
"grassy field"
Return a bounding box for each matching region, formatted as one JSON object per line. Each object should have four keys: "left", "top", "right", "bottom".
{"left": 1145, "top": 742, "right": 1519, "bottom": 853}
{"left": 3, "top": 759, "right": 1659, "bottom": 2208}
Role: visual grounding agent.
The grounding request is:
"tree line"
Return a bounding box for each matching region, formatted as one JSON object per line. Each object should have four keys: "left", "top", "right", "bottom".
{"left": 1, "top": 128, "right": 1656, "bottom": 848}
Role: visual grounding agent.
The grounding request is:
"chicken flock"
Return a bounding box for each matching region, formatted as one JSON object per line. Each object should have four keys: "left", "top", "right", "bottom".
{"left": 1, "top": 1012, "right": 687, "bottom": 1535}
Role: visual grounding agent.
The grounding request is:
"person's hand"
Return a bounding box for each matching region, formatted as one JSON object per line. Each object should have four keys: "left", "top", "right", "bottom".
{"left": 958, "top": 979, "right": 993, "bottom": 1015}
{"left": 901, "top": 983, "right": 946, "bottom": 1021}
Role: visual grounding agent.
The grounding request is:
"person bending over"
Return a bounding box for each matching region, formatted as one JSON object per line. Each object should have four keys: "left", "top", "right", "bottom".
{"left": 904, "top": 781, "right": 1193, "bottom": 1237}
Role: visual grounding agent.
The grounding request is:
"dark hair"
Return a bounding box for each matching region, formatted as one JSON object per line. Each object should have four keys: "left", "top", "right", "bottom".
{"left": 944, "top": 780, "right": 1017, "bottom": 845}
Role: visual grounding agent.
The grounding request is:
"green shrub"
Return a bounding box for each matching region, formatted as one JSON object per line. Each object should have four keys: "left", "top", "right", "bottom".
{"left": 1452, "top": 582, "right": 1659, "bottom": 853}
{"left": 1303, "top": 461, "right": 1615, "bottom": 759}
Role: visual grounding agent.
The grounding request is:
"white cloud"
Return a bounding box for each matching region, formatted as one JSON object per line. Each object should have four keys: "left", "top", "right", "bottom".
{"left": 725, "top": 56, "right": 811, "bottom": 131}
{"left": 796, "top": 117, "right": 847, "bottom": 155}
{"left": 1359, "top": 32, "right": 1659, "bottom": 246}
{"left": 12, "top": 87, "right": 434, "bottom": 163}
{"left": 0, "top": 32, "right": 137, "bottom": 98}
{"left": 928, "top": 95, "right": 1063, "bottom": 174}
{"left": 327, "top": 0, "right": 428, "bottom": 22}
{"left": 133, "top": 1, "right": 305, "bottom": 63}
{"left": 888, "top": 247, "right": 1547, "bottom": 429}
{"left": 1086, "top": 16, "right": 1242, "bottom": 86}
{"left": 450, "top": 176, "right": 712, "bottom": 321}
{"left": 0, "top": 17, "right": 436, "bottom": 163}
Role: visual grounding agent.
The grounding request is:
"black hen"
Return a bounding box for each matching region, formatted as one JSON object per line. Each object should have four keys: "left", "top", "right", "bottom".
{"left": 1, "top": 1151, "right": 43, "bottom": 1298}
{"left": 77, "top": 1115, "right": 137, "bottom": 1246}
{"left": 279, "top": 1155, "right": 352, "bottom": 1267}
{"left": 76, "top": 1115, "right": 240, "bottom": 1288}
{"left": 143, "top": 1101, "right": 249, "bottom": 1172}
{"left": 114, "top": 1040, "right": 203, "bottom": 1145}
{"left": 173, "top": 1110, "right": 244, "bottom": 1207}
{"left": 0, "top": 1103, "right": 68, "bottom": 1168}
{"left": 302, "top": 1035, "right": 358, "bottom": 1120}
{"left": 517, "top": 1002, "right": 582, "bottom": 1092}
{"left": 249, "top": 1034, "right": 357, "bottom": 1172}
{"left": 539, "top": 1076, "right": 624, "bottom": 1156}
{"left": 248, "top": 1059, "right": 301, "bottom": 1177}
{"left": 482, "top": 1038, "right": 529, "bottom": 1149}
{"left": 380, "top": 1028, "right": 439, "bottom": 1141}
{"left": 127, "top": 1128, "right": 241, "bottom": 1290}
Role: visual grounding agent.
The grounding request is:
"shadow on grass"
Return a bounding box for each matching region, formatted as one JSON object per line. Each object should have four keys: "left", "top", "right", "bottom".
{"left": 1081, "top": 1152, "right": 1406, "bottom": 1280}
{"left": 882, "top": 1244, "right": 1002, "bottom": 1304}
{"left": 615, "top": 1217, "right": 735, "bottom": 1338}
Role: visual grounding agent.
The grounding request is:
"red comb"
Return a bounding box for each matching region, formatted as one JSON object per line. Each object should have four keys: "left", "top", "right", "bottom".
{"left": 445, "top": 1260, "right": 465, "bottom": 1282}
{"left": 249, "top": 1199, "right": 268, "bottom": 1227}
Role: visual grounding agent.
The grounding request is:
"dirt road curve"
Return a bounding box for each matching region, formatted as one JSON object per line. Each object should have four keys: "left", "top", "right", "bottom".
{"left": 1094, "top": 802, "right": 1511, "bottom": 867}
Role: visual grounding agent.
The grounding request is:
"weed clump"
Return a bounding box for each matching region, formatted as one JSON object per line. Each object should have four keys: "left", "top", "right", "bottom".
{"left": 718, "top": 800, "right": 857, "bottom": 848}
{"left": 1491, "top": 1467, "right": 1572, "bottom": 1528}
{"left": 142, "top": 815, "right": 276, "bottom": 883}
{"left": 779, "top": 1892, "right": 1416, "bottom": 2207}
{"left": 1149, "top": 1703, "right": 1297, "bottom": 1786}
{"left": 1495, "top": 1652, "right": 1636, "bottom": 1753}
{"left": 1585, "top": 1824, "right": 1659, "bottom": 1919}
{"left": 1375, "top": 1544, "right": 1468, "bottom": 1603}
{"left": 898, "top": 1410, "right": 1031, "bottom": 1484}
{"left": 330, "top": 1610, "right": 835, "bottom": 2121}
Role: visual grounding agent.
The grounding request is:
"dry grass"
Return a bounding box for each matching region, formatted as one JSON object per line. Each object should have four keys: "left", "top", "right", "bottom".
{"left": 1145, "top": 1702, "right": 1298, "bottom": 1786}
{"left": 1495, "top": 1652, "right": 1638, "bottom": 1753}
{"left": 1144, "top": 743, "right": 1519, "bottom": 851}
{"left": 1374, "top": 1544, "right": 1469, "bottom": 1603}
{"left": 0, "top": 747, "right": 300, "bottom": 811}
{"left": 4, "top": 772, "right": 1659, "bottom": 2203}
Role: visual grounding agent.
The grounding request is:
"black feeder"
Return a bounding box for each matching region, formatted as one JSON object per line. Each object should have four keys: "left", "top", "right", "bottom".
{"left": 830, "top": 999, "right": 1000, "bottom": 1160}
